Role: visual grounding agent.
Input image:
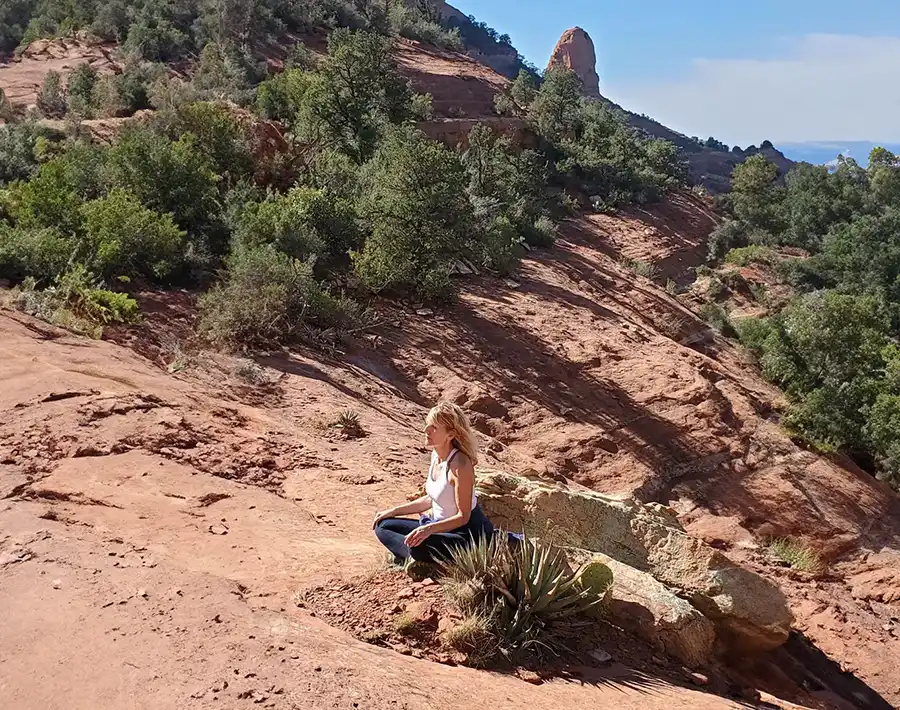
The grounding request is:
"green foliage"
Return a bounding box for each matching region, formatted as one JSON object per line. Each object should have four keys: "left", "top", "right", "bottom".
{"left": 37, "top": 70, "right": 66, "bottom": 118}
{"left": 387, "top": 1, "right": 462, "bottom": 50}
{"left": 724, "top": 245, "right": 776, "bottom": 267}
{"left": 700, "top": 302, "right": 734, "bottom": 335}
{"left": 461, "top": 123, "right": 555, "bottom": 269}
{"left": 729, "top": 153, "right": 784, "bottom": 232}
{"left": 66, "top": 62, "right": 99, "bottom": 117}
{"left": 758, "top": 292, "right": 889, "bottom": 452}
{"left": 3, "top": 265, "right": 139, "bottom": 339}
{"left": 105, "top": 125, "right": 220, "bottom": 239}
{"left": 298, "top": 29, "right": 415, "bottom": 163}
{"left": 199, "top": 245, "right": 353, "bottom": 348}
{"left": 0, "top": 225, "right": 73, "bottom": 281}
{"left": 6, "top": 158, "right": 84, "bottom": 234}
{"left": 159, "top": 101, "right": 254, "bottom": 184}
{"left": 0, "top": 120, "right": 60, "bottom": 185}
{"left": 528, "top": 66, "right": 583, "bottom": 143}
{"left": 80, "top": 189, "right": 187, "bottom": 281}
{"left": 235, "top": 186, "right": 359, "bottom": 263}
{"left": 441, "top": 535, "right": 610, "bottom": 657}
{"left": 353, "top": 125, "right": 472, "bottom": 301}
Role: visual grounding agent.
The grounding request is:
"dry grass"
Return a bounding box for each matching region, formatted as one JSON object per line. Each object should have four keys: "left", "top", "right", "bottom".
{"left": 440, "top": 612, "right": 498, "bottom": 667}
{"left": 393, "top": 612, "right": 419, "bottom": 636}
{"left": 768, "top": 537, "right": 824, "bottom": 575}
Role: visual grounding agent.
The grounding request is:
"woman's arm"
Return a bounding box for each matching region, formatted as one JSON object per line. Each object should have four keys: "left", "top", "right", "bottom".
{"left": 373, "top": 495, "right": 431, "bottom": 527}
{"left": 407, "top": 458, "right": 475, "bottom": 542}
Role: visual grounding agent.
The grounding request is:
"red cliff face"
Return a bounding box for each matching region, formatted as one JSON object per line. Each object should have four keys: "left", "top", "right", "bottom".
{"left": 546, "top": 27, "right": 601, "bottom": 99}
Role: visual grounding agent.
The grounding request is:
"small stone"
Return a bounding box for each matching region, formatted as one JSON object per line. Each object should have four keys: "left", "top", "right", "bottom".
{"left": 397, "top": 588, "right": 415, "bottom": 600}
{"left": 51, "top": 579, "right": 62, "bottom": 589}
{"left": 421, "top": 577, "right": 436, "bottom": 587}
{"left": 651, "top": 655, "right": 666, "bottom": 665}
{"left": 688, "top": 672, "right": 709, "bottom": 686}
{"left": 517, "top": 669, "right": 543, "bottom": 685}
{"left": 211, "top": 680, "right": 228, "bottom": 693}
{"left": 884, "top": 624, "right": 894, "bottom": 632}
{"left": 138, "top": 588, "right": 148, "bottom": 599}
{"left": 415, "top": 309, "right": 434, "bottom": 317}
{"left": 590, "top": 648, "right": 613, "bottom": 665}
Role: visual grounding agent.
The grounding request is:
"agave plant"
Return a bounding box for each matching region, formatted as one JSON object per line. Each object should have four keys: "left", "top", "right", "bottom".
{"left": 441, "top": 535, "right": 612, "bottom": 654}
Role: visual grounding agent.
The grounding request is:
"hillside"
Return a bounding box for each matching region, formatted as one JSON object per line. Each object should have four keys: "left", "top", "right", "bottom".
{"left": 1, "top": 10, "right": 899, "bottom": 710}
{"left": 3, "top": 190, "right": 899, "bottom": 709}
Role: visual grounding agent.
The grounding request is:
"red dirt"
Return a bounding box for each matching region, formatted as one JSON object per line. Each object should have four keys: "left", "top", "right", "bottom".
{"left": 0, "top": 37, "right": 119, "bottom": 108}
{"left": 2, "top": 196, "right": 898, "bottom": 709}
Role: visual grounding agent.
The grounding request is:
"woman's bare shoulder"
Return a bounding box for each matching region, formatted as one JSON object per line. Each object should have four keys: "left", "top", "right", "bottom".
{"left": 449, "top": 451, "right": 474, "bottom": 474}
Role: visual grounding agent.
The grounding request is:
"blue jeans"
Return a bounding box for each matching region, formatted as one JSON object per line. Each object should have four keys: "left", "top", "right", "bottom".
{"left": 374, "top": 505, "right": 494, "bottom": 563}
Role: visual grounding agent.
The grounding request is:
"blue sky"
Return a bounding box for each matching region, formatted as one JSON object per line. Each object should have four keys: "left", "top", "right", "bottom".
{"left": 451, "top": 1, "right": 900, "bottom": 153}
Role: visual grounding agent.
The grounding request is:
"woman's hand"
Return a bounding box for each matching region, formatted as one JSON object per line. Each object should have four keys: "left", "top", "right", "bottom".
{"left": 404, "top": 525, "right": 433, "bottom": 548}
{"left": 373, "top": 510, "right": 393, "bottom": 529}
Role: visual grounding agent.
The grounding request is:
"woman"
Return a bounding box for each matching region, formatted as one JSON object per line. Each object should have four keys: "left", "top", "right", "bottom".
{"left": 374, "top": 401, "right": 494, "bottom": 564}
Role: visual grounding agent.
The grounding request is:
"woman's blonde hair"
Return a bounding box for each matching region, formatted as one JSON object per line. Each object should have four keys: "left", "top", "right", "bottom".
{"left": 426, "top": 401, "right": 479, "bottom": 466}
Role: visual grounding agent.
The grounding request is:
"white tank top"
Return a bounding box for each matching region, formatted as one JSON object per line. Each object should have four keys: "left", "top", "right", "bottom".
{"left": 425, "top": 449, "right": 477, "bottom": 521}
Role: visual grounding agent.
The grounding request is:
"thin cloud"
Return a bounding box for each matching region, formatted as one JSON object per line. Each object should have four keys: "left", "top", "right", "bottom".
{"left": 605, "top": 35, "right": 900, "bottom": 147}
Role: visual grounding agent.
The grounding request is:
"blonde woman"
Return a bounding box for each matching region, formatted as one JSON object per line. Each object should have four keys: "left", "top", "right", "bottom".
{"left": 374, "top": 401, "right": 495, "bottom": 563}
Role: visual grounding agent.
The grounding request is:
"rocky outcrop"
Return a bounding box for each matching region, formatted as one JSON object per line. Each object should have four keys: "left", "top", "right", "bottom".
{"left": 477, "top": 471, "right": 794, "bottom": 653}
{"left": 546, "top": 27, "right": 601, "bottom": 99}
{"left": 570, "top": 549, "right": 716, "bottom": 666}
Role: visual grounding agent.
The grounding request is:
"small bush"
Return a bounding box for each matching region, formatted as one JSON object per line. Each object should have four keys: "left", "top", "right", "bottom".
{"left": 199, "top": 245, "right": 356, "bottom": 348}
{"left": 700, "top": 302, "right": 735, "bottom": 336}
{"left": 80, "top": 189, "right": 187, "bottom": 281}
{"left": 37, "top": 70, "right": 67, "bottom": 118}
{"left": 335, "top": 409, "right": 366, "bottom": 439}
{"left": 441, "top": 535, "right": 610, "bottom": 658}
{"left": 622, "top": 258, "right": 658, "bottom": 280}
{"left": 0, "top": 225, "right": 73, "bottom": 281}
{"left": 3, "top": 266, "right": 139, "bottom": 338}
{"left": 524, "top": 216, "right": 558, "bottom": 248}
{"left": 767, "top": 538, "right": 824, "bottom": 575}
{"left": 725, "top": 245, "right": 775, "bottom": 267}
{"left": 235, "top": 187, "right": 359, "bottom": 263}
{"left": 354, "top": 126, "right": 472, "bottom": 302}
{"left": 67, "top": 63, "right": 100, "bottom": 117}
{"left": 440, "top": 612, "right": 497, "bottom": 667}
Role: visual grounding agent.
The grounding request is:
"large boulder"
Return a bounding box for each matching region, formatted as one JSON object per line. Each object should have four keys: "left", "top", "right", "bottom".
{"left": 546, "top": 27, "right": 601, "bottom": 99}
{"left": 477, "top": 470, "right": 794, "bottom": 652}
{"left": 569, "top": 549, "right": 716, "bottom": 667}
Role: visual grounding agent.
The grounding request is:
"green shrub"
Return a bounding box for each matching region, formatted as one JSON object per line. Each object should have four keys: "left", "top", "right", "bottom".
{"left": 235, "top": 186, "right": 359, "bottom": 263}
{"left": 37, "top": 70, "right": 66, "bottom": 118}
{"left": 477, "top": 215, "right": 524, "bottom": 276}
{"left": 105, "top": 125, "right": 220, "bottom": 238}
{"left": 441, "top": 535, "right": 610, "bottom": 658}
{"left": 734, "top": 316, "right": 772, "bottom": 359}
{"left": 4, "top": 265, "right": 140, "bottom": 338}
{"left": 6, "top": 159, "right": 84, "bottom": 234}
{"left": 199, "top": 245, "right": 355, "bottom": 348}
{"left": 354, "top": 126, "right": 472, "bottom": 301}
{"left": 725, "top": 244, "right": 775, "bottom": 267}
{"left": 0, "top": 121, "right": 57, "bottom": 185}
{"left": 66, "top": 62, "right": 99, "bottom": 117}
{"left": 0, "top": 225, "right": 73, "bottom": 281}
{"left": 295, "top": 29, "right": 416, "bottom": 164}
{"left": 700, "top": 302, "right": 734, "bottom": 335}
{"left": 80, "top": 189, "right": 187, "bottom": 281}
{"left": 161, "top": 101, "right": 253, "bottom": 183}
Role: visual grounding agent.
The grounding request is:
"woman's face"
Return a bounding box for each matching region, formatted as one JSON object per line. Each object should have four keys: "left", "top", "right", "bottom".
{"left": 425, "top": 418, "right": 452, "bottom": 448}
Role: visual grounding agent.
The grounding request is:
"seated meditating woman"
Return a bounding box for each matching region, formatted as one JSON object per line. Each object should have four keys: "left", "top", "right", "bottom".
{"left": 374, "top": 401, "right": 494, "bottom": 563}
